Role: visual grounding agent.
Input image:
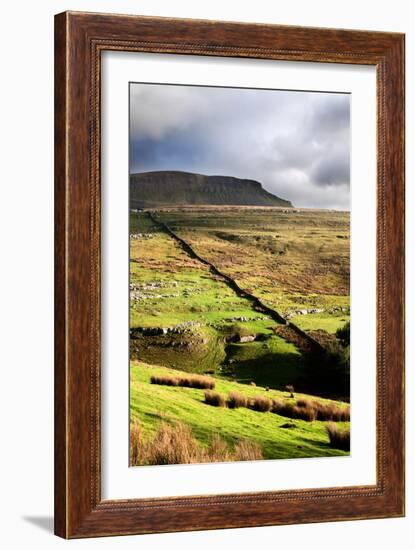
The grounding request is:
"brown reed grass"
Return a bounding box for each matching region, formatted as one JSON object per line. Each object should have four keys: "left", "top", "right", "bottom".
{"left": 204, "top": 390, "right": 227, "bottom": 407}
{"left": 271, "top": 398, "right": 349, "bottom": 423}
{"left": 250, "top": 395, "right": 272, "bottom": 412}
{"left": 326, "top": 422, "right": 350, "bottom": 451}
{"left": 227, "top": 391, "right": 248, "bottom": 409}
{"left": 150, "top": 373, "right": 215, "bottom": 390}
{"left": 129, "top": 421, "right": 264, "bottom": 465}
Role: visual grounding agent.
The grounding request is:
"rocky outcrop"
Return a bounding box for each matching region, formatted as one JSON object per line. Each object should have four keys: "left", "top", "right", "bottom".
{"left": 130, "top": 170, "right": 292, "bottom": 208}
{"left": 284, "top": 306, "right": 349, "bottom": 320}
{"left": 130, "top": 321, "right": 202, "bottom": 339}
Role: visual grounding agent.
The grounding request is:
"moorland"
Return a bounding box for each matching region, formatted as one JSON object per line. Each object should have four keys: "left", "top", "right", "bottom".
{"left": 129, "top": 204, "right": 350, "bottom": 465}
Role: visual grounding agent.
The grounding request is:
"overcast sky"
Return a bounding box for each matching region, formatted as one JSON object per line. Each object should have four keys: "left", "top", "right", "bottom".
{"left": 130, "top": 83, "right": 350, "bottom": 210}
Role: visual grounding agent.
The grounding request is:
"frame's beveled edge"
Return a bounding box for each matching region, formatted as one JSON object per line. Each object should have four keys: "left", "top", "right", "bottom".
{"left": 58, "top": 10, "right": 406, "bottom": 40}
{"left": 54, "top": 10, "right": 69, "bottom": 540}
{"left": 54, "top": 10, "right": 405, "bottom": 539}
{"left": 58, "top": 10, "right": 405, "bottom": 65}
{"left": 378, "top": 30, "right": 405, "bottom": 520}
{"left": 67, "top": 489, "right": 404, "bottom": 539}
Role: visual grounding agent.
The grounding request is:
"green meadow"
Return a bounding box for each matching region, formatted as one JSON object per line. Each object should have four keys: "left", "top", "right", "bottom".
{"left": 130, "top": 361, "right": 349, "bottom": 461}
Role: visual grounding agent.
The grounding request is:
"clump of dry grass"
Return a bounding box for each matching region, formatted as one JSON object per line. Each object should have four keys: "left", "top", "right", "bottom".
{"left": 292, "top": 403, "right": 317, "bottom": 421}
{"left": 204, "top": 390, "right": 226, "bottom": 407}
{"left": 145, "top": 422, "right": 202, "bottom": 465}
{"left": 150, "top": 373, "right": 215, "bottom": 390}
{"left": 180, "top": 374, "right": 215, "bottom": 389}
{"left": 234, "top": 440, "right": 263, "bottom": 461}
{"left": 129, "top": 421, "right": 263, "bottom": 465}
{"left": 271, "top": 397, "right": 349, "bottom": 423}
{"left": 250, "top": 395, "right": 272, "bottom": 412}
{"left": 206, "top": 434, "right": 231, "bottom": 462}
{"left": 150, "top": 374, "right": 179, "bottom": 386}
{"left": 227, "top": 391, "right": 248, "bottom": 409}
{"left": 272, "top": 399, "right": 315, "bottom": 421}
{"left": 129, "top": 421, "right": 141, "bottom": 466}
{"left": 326, "top": 422, "right": 350, "bottom": 451}
{"left": 271, "top": 398, "right": 295, "bottom": 417}
{"left": 313, "top": 401, "right": 350, "bottom": 422}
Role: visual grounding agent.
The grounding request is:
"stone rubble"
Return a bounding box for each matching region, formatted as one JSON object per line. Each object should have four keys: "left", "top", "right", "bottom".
{"left": 130, "top": 320, "right": 201, "bottom": 338}
{"left": 129, "top": 280, "right": 180, "bottom": 301}
{"left": 130, "top": 233, "right": 155, "bottom": 240}
{"left": 284, "top": 306, "right": 349, "bottom": 320}
{"left": 224, "top": 315, "right": 270, "bottom": 323}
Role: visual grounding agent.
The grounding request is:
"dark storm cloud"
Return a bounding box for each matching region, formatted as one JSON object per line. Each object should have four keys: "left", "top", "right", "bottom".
{"left": 312, "top": 152, "right": 350, "bottom": 187}
{"left": 131, "top": 135, "right": 204, "bottom": 170}
{"left": 130, "top": 83, "right": 350, "bottom": 209}
{"left": 309, "top": 96, "right": 350, "bottom": 136}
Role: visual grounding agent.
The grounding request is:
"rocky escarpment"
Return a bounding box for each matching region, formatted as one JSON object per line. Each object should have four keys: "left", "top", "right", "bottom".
{"left": 130, "top": 170, "right": 293, "bottom": 208}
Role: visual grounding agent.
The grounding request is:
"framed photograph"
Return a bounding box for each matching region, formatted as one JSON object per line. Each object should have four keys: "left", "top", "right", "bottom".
{"left": 54, "top": 11, "right": 405, "bottom": 538}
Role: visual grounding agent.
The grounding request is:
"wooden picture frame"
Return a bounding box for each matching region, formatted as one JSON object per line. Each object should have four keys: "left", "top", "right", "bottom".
{"left": 54, "top": 11, "right": 405, "bottom": 538}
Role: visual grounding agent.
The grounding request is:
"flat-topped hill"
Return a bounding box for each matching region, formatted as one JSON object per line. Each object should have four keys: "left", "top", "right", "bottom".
{"left": 130, "top": 170, "right": 293, "bottom": 208}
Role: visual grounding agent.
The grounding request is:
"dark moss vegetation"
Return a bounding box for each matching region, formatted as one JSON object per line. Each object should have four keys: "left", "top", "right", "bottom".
{"left": 336, "top": 320, "right": 350, "bottom": 345}
{"left": 296, "top": 340, "right": 350, "bottom": 401}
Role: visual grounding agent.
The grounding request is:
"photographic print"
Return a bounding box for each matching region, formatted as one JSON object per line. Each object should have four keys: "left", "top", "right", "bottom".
{"left": 129, "top": 83, "right": 351, "bottom": 466}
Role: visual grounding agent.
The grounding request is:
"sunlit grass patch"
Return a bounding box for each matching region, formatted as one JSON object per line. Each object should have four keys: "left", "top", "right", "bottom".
{"left": 130, "top": 362, "right": 350, "bottom": 461}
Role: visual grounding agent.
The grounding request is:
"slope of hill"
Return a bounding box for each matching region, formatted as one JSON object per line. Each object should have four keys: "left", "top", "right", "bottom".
{"left": 130, "top": 170, "right": 293, "bottom": 208}
{"left": 130, "top": 361, "right": 349, "bottom": 461}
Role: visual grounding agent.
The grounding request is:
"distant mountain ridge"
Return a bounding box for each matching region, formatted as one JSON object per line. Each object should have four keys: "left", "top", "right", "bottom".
{"left": 129, "top": 171, "right": 293, "bottom": 208}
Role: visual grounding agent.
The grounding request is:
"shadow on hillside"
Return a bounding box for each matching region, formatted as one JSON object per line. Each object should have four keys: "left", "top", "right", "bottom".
{"left": 224, "top": 349, "right": 306, "bottom": 390}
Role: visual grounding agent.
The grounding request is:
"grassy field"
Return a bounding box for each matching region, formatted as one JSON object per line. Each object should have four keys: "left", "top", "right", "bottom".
{"left": 130, "top": 361, "right": 349, "bottom": 461}
{"left": 156, "top": 208, "right": 350, "bottom": 322}
{"left": 129, "top": 207, "right": 350, "bottom": 463}
{"left": 290, "top": 312, "right": 349, "bottom": 334}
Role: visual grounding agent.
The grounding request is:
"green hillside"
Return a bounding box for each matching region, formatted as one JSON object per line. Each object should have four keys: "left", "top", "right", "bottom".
{"left": 130, "top": 362, "right": 349, "bottom": 461}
